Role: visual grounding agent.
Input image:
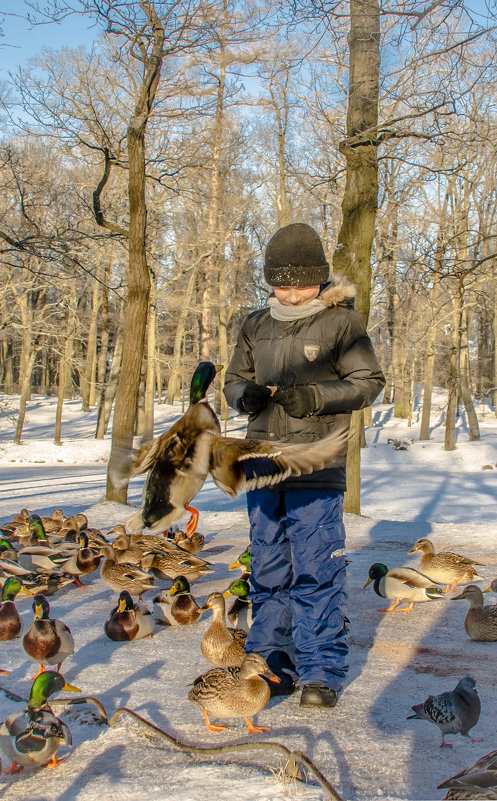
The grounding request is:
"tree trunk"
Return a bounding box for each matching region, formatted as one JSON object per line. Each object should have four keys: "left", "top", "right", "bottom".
{"left": 166, "top": 266, "right": 197, "bottom": 403}
{"left": 1, "top": 341, "right": 14, "bottom": 394}
{"left": 332, "top": 0, "right": 380, "bottom": 514}
{"left": 200, "top": 0, "right": 226, "bottom": 361}
{"left": 55, "top": 306, "right": 74, "bottom": 446}
{"left": 95, "top": 257, "right": 111, "bottom": 419}
{"left": 141, "top": 275, "right": 157, "bottom": 441}
{"left": 419, "top": 279, "right": 440, "bottom": 440}
{"left": 14, "top": 343, "right": 40, "bottom": 445}
{"left": 460, "top": 304, "right": 480, "bottom": 440}
{"left": 96, "top": 305, "right": 125, "bottom": 439}
{"left": 81, "top": 266, "right": 100, "bottom": 410}
{"left": 444, "top": 284, "right": 462, "bottom": 451}
{"left": 106, "top": 9, "right": 166, "bottom": 502}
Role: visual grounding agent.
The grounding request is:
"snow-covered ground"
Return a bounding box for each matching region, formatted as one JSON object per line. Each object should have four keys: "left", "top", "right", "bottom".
{"left": 0, "top": 389, "right": 496, "bottom": 801}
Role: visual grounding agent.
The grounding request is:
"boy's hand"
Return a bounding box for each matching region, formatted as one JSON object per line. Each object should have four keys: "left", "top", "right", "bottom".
{"left": 273, "top": 385, "right": 322, "bottom": 418}
{"left": 240, "top": 383, "right": 272, "bottom": 414}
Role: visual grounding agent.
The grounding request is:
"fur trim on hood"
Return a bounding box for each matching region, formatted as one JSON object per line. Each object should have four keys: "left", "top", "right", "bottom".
{"left": 319, "top": 275, "right": 356, "bottom": 307}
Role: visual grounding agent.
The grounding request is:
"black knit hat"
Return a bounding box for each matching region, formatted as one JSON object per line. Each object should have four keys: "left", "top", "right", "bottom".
{"left": 264, "top": 223, "right": 330, "bottom": 287}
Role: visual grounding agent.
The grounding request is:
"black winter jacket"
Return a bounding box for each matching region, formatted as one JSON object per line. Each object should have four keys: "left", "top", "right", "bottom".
{"left": 223, "top": 277, "right": 385, "bottom": 491}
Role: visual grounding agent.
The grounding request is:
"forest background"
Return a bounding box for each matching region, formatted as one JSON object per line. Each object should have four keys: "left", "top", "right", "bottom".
{"left": 2, "top": 0, "right": 497, "bottom": 514}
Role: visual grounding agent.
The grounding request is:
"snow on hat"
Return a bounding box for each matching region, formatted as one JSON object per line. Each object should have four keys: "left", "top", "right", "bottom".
{"left": 264, "top": 222, "right": 330, "bottom": 287}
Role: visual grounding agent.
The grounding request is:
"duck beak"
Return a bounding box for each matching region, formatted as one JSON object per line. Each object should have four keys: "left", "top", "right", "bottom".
{"left": 214, "top": 364, "right": 224, "bottom": 374}
{"left": 483, "top": 586, "right": 492, "bottom": 593}
{"left": 167, "top": 586, "right": 175, "bottom": 596}
{"left": 363, "top": 577, "right": 372, "bottom": 588}
{"left": 63, "top": 681, "right": 82, "bottom": 693}
{"left": 222, "top": 590, "right": 232, "bottom": 598}
{"left": 407, "top": 548, "right": 417, "bottom": 555}
{"left": 264, "top": 670, "right": 280, "bottom": 683}
{"left": 34, "top": 604, "right": 43, "bottom": 619}
{"left": 18, "top": 586, "right": 32, "bottom": 596}
{"left": 118, "top": 599, "right": 127, "bottom": 612}
{"left": 228, "top": 560, "right": 240, "bottom": 571}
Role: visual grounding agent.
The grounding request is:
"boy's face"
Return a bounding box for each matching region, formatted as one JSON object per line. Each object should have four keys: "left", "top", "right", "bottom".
{"left": 273, "top": 286, "right": 320, "bottom": 306}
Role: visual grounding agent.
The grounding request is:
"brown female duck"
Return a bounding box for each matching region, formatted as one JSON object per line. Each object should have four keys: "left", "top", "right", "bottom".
{"left": 201, "top": 592, "right": 247, "bottom": 667}
{"left": 408, "top": 538, "right": 484, "bottom": 593}
{"left": 188, "top": 652, "right": 279, "bottom": 733}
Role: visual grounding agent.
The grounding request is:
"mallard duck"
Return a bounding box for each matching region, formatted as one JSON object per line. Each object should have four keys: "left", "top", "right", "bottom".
{"left": 452, "top": 584, "right": 497, "bottom": 641}
{"left": 15, "top": 514, "right": 66, "bottom": 549}
{"left": 112, "top": 534, "right": 151, "bottom": 565}
{"left": 22, "top": 594, "right": 75, "bottom": 677}
{"left": 39, "top": 509, "right": 66, "bottom": 534}
{"left": 104, "top": 590, "right": 155, "bottom": 641}
{"left": 437, "top": 749, "right": 497, "bottom": 799}
{"left": 57, "top": 533, "right": 101, "bottom": 587}
{"left": 153, "top": 575, "right": 204, "bottom": 626}
{"left": 141, "top": 548, "right": 213, "bottom": 583}
{"left": 223, "top": 579, "right": 252, "bottom": 631}
{"left": 0, "top": 538, "right": 18, "bottom": 559}
{"left": 228, "top": 548, "right": 251, "bottom": 577}
{"left": 0, "top": 670, "right": 80, "bottom": 773}
{"left": 408, "top": 538, "right": 485, "bottom": 592}
{"left": 0, "top": 577, "right": 31, "bottom": 640}
{"left": 188, "top": 652, "right": 279, "bottom": 733}
{"left": 173, "top": 529, "right": 205, "bottom": 555}
{"left": 114, "top": 361, "right": 348, "bottom": 535}
{"left": 99, "top": 544, "right": 155, "bottom": 598}
{"left": 15, "top": 572, "right": 75, "bottom": 597}
{"left": 201, "top": 591, "right": 247, "bottom": 667}
{"left": 364, "top": 563, "right": 444, "bottom": 612}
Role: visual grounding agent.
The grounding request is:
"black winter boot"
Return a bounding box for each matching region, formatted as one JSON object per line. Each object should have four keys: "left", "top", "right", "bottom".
{"left": 262, "top": 674, "right": 297, "bottom": 697}
{"left": 300, "top": 684, "right": 338, "bottom": 708}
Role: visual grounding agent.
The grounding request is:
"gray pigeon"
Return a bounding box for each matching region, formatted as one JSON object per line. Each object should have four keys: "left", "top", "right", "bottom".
{"left": 407, "top": 676, "right": 481, "bottom": 748}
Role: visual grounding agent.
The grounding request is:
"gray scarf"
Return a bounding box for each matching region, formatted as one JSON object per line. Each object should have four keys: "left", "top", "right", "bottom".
{"left": 268, "top": 296, "right": 325, "bottom": 321}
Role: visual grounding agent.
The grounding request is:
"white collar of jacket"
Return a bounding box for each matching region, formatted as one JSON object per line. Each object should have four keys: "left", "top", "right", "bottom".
{"left": 268, "top": 275, "right": 356, "bottom": 321}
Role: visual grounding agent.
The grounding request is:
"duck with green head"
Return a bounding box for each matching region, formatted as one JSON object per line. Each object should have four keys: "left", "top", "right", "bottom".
{"left": 0, "top": 577, "right": 31, "bottom": 641}
{"left": 16, "top": 513, "right": 61, "bottom": 548}
{"left": 364, "top": 562, "right": 444, "bottom": 612}
{"left": 223, "top": 578, "right": 252, "bottom": 631}
{"left": 153, "top": 575, "right": 204, "bottom": 626}
{"left": 228, "top": 548, "right": 251, "bottom": 579}
{"left": 22, "top": 594, "right": 75, "bottom": 678}
{"left": 116, "top": 361, "right": 348, "bottom": 537}
{"left": 0, "top": 670, "right": 80, "bottom": 773}
{"left": 104, "top": 590, "right": 155, "bottom": 641}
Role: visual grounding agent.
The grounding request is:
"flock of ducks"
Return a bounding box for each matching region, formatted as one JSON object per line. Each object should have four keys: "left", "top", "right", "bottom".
{"left": 0, "top": 498, "right": 262, "bottom": 773}
{"left": 364, "top": 537, "right": 497, "bottom": 643}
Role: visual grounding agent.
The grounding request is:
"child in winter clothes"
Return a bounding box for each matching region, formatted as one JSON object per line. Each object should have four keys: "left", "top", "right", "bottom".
{"left": 223, "top": 222, "right": 385, "bottom": 708}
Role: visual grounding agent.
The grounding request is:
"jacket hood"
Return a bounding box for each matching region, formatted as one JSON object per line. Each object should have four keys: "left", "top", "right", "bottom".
{"left": 319, "top": 275, "right": 356, "bottom": 308}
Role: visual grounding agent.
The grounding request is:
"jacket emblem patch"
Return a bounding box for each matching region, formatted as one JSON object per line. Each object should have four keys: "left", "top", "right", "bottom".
{"left": 304, "top": 344, "right": 319, "bottom": 361}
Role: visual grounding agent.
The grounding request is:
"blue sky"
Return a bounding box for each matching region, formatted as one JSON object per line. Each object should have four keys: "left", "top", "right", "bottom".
{"left": 0, "top": 1, "right": 98, "bottom": 77}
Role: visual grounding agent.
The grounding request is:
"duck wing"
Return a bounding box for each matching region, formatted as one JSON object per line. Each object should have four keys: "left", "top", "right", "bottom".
{"left": 208, "top": 427, "right": 348, "bottom": 495}
{"left": 387, "top": 567, "right": 443, "bottom": 589}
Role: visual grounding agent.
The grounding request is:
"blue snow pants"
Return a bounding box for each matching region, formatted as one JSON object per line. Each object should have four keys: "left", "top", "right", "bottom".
{"left": 244, "top": 486, "right": 348, "bottom": 691}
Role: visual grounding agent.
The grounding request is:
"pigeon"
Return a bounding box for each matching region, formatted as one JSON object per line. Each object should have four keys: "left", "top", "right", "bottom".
{"left": 437, "top": 749, "right": 497, "bottom": 799}
{"left": 407, "top": 676, "right": 481, "bottom": 748}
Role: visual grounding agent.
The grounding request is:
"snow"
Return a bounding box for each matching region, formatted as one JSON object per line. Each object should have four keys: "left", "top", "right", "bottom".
{"left": 0, "top": 389, "right": 497, "bottom": 801}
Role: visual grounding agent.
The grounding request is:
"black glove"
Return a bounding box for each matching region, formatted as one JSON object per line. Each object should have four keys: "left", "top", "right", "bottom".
{"left": 240, "top": 383, "right": 272, "bottom": 414}
{"left": 273, "top": 384, "right": 322, "bottom": 418}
